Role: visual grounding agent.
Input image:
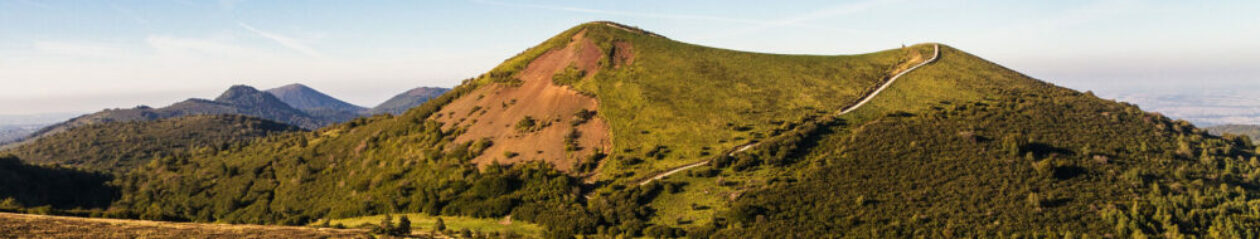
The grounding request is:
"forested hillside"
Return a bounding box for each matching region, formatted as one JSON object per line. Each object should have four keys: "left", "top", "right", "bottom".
{"left": 4, "top": 115, "right": 301, "bottom": 172}
{"left": 667, "top": 46, "right": 1260, "bottom": 238}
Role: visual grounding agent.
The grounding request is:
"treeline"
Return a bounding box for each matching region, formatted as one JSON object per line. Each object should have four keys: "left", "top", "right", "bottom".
{"left": 0, "top": 155, "right": 116, "bottom": 213}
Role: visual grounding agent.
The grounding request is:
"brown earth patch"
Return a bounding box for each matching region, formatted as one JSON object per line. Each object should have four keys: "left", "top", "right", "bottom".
{"left": 433, "top": 30, "right": 614, "bottom": 172}
{"left": 610, "top": 41, "right": 635, "bottom": 67}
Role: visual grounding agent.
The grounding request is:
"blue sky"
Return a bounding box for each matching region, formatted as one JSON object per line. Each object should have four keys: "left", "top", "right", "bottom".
{"left": 1, "top": 0, "right": 1258, "bottom": 115}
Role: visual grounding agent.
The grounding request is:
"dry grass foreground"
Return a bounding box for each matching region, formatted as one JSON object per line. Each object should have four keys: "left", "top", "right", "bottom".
{"left": 0, "top": 212, "right": 368, "bottom": 239}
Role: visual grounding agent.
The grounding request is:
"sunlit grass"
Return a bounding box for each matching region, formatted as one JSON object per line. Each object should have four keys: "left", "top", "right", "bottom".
{"left": 319, "top": 213, "right": 542, "bottom": 237}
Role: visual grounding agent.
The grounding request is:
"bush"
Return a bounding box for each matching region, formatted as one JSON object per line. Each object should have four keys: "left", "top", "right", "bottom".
{"left": 516, "top": 116, "right": 537, "bottom": 132}
{"left": 395, "top": 215, "right": 412, "bottom": 236}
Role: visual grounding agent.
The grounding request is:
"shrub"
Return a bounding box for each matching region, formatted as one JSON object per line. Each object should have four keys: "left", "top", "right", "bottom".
{"left": 395, "top": 215, "right": 412, "bottom": 236}
{"left": 551, "top": 65, "right": 587, "bottom": 86}
{"left": 515, "top": 116, "right": 538, "bottom": 132}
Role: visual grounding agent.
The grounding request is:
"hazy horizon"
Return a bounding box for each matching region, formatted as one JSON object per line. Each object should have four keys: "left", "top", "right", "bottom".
{"left": 2, "top": 0, "right": 1258, "bottom": 125}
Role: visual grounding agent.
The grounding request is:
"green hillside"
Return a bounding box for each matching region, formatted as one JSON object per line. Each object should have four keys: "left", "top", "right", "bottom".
{"left": 565, "top": 23, "right": 929, "bottom": 183}
{"left": 660, "top": 46, "right": 1260, "bottom": 237}
{"left": 16, "top": 21, "right": 1258, "bottom": 238}
{"left": 4, "top": 115, "right": 301, "bottom": 173}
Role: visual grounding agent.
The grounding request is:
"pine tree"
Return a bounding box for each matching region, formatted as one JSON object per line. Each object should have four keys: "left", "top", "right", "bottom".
{"left": 434, "top": 217, "right": 446, "bottom": 233}
{"left": 393, "top": 215, "right": 411, "bottom": 236}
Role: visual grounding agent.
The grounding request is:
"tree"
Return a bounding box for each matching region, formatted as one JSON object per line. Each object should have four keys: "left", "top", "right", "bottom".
{"left": 395, "top": 215, "right": 412, "bottom": 236}
{"left": 434, "top": 217, "right": 447, "bottom": 233}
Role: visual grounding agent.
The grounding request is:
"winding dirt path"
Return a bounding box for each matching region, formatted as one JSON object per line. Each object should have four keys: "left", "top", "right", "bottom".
{"left": 635, "top": 44, "right": 941, "bottom": 186}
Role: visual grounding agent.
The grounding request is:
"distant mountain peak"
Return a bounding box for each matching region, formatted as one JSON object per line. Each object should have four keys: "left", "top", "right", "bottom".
{"left": 213, "top": 85, "right": 265, "bottom": 103}
{"left": 370, "top": 86, "right": 450, "bottom": 115}
{"left": 265, "top": 83, "right": 366, "bottom": 114}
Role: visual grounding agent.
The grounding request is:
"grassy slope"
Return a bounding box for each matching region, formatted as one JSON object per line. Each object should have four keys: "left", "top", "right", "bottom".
{"left": 569, "top": 24, "right": 919, "bottom": 183}
{"left": 674, "top": 46, "right": 1260, "bottom": 237}
{"left": 640, "top": 44, "right": 938, "bottom": 227}
{"left": 4, "top": 115, "right": 301, "bottom": 173}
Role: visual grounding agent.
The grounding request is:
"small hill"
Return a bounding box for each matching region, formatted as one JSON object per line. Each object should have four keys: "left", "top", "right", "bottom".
{"left": 1207, "top": 124, "right": 1260, "bottom": 139}
{"left": 369, "top": 87, "right": 450, "bottom": 115}
{"left": 266, "top": 83, "right": 369, "bottom": 122}
{"left": 3, "top": 115, "right": 301, "bottom": 172}
{"left": 29, "top": 85, "right": 327, "bottom": 140}
{"left": 678, "top": 46, "right": 1260, "bottom": 237}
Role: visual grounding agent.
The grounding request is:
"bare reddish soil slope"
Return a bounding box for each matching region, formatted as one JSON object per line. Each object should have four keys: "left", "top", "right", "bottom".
{"left": 433, "top": 31, "right": 620, "bottom": 172}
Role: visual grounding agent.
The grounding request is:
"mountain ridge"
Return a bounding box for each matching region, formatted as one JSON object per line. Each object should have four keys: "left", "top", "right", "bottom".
{"left": 27, "top": 85, "right": 325, "bottom": 140}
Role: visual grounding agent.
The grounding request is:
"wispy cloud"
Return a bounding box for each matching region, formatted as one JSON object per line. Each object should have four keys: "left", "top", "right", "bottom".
{"left": 237, "top": 22, "right": 323, "bottom": 58}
